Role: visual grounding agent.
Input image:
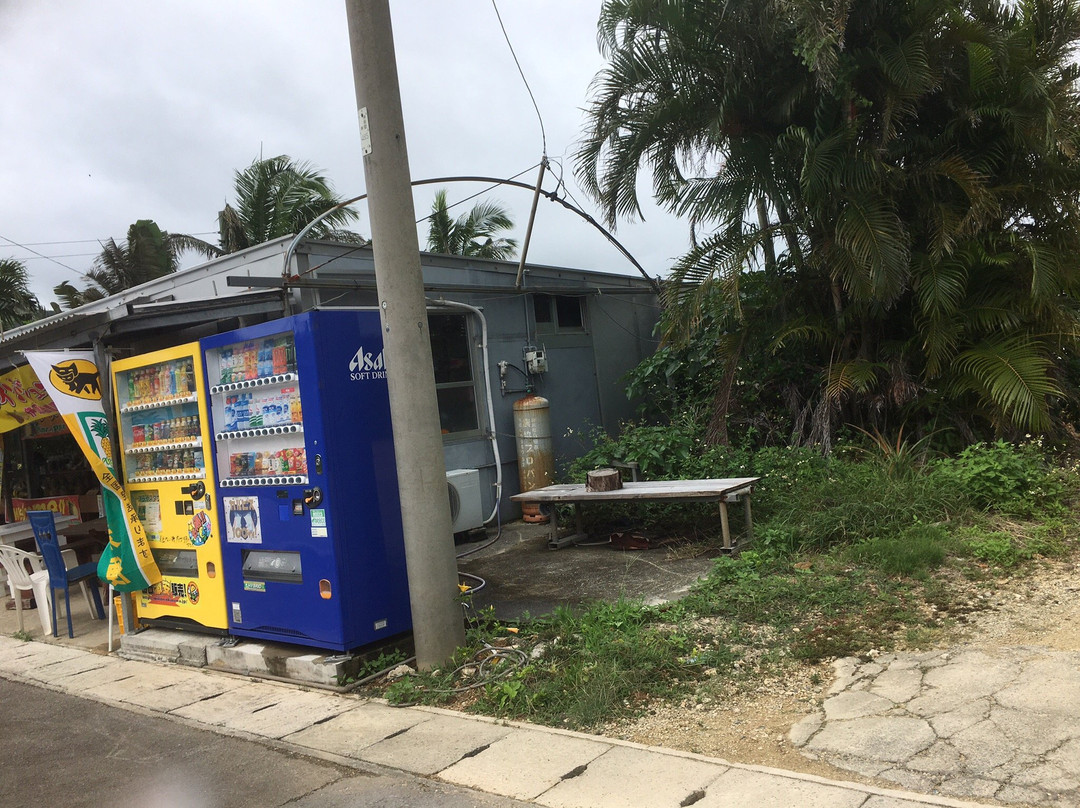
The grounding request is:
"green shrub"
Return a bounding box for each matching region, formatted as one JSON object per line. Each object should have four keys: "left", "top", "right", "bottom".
{"left": 567, "top": 419, "right": 756, "bottom": 483}
{"left": 933, "top": 440, "right": 1067, "bottom": 516}
{"left": 964, "top": 532, "right": 1021, "bottom": 567}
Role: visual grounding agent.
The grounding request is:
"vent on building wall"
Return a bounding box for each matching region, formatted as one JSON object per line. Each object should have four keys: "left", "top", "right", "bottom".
{"left": 446, "top": 468, "right": 484, "bottom": 533}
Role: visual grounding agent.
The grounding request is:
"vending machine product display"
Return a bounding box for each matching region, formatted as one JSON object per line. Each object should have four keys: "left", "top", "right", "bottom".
{"left": 112, "top": 343, "right": 227, "bottom": 630}
{"left": 200, "top": 310, "right": 412, "bottom": 652}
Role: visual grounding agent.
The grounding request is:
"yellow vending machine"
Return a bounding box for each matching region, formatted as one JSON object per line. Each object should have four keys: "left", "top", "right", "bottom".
{"left": 112, "top": 343, "right": 227, "bottom": 631}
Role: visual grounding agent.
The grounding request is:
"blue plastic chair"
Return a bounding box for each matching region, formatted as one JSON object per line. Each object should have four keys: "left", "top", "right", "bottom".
{"left": 28, "top": 510, "right": 105, "bottom": 638}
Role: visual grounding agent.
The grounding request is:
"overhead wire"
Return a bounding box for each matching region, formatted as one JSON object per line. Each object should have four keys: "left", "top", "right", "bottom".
{"left": 18, "top": 253, "right": 98, "bottom": 261}
{"left": 11, "top": 231, "right": 217, "bottom": 247}
{"left": 0, "top": 233, "right": 86, "bottom": 277}
{"left": 491, "top": 0, "right": 546, "bottom": 156}
{"left": 412, "top": 163, "right": 542, "bottom": 227}
{"left": 294, "top": 165, "right": 544, "bottom": 280}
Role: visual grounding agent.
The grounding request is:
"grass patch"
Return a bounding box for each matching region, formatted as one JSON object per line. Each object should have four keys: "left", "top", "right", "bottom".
{"left": 381, "top": 600, "right": 724, "bottom": 729}
{"left": 365, "top": 441, "right": 1080, "bottom": 732}
{"left": 845, "top": 523, "right": 958, "bottom": 577}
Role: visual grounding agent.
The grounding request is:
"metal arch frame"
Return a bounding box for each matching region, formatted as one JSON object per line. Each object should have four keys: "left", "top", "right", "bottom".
{"left": 281, "top": 175, "right": 661, "bottom": 293}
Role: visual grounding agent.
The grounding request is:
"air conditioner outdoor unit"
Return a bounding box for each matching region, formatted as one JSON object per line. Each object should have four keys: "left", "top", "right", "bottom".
{"left": 446, "top": 468, "right": 484, "bottom": 533}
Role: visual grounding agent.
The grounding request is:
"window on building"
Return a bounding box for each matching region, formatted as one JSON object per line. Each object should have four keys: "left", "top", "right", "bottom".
{"left": 532, "top": 294, "right": 586, "bottom": 331}
{"left": 429, "top": 313, "right": 479, "bottom": 436}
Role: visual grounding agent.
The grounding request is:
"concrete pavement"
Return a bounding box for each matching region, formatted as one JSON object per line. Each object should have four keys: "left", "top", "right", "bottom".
{"left": 1, "top": 676, "right": 531, "bottom": 808}
{"left": 0, "top": 635, "right": 997, "bottom": 808}
{"left": 790, "top": 647, "right": 1080, "bottom": 807}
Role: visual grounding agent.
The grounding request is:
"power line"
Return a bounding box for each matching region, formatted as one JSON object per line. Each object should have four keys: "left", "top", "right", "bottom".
{"left": 20, "top": 253, "right": 98, "bottom": 260}
{"left": 491, "top": 0, "right": 546, "bottom": 156}
{"left": 13, "top": 231, "right": 218, "bottom": 247}
{"left": 9, "top": 238, "right": 102, "bottom": 246}
{"left": 0, "top": 233, "right": 85, "bottom": 278}
{"left": 413, "top": 164, "right": 541, "bottom": 226}
{"left": 546, "top": 156, "right": 593, "bottom": 218}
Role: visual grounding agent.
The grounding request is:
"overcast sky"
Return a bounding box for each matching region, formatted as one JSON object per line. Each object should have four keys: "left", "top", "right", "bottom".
{"left": 0, "top": 1, "right": 691, "bottom": 306}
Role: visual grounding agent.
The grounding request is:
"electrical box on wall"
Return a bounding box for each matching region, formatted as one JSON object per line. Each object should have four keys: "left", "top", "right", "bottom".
{"left": 524, "top": 348, "right": 548, "bottom": 375}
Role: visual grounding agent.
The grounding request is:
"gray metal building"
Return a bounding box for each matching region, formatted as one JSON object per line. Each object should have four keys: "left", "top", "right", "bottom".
{"left": 0, "top": 237, "right": 660, "bottom": 525}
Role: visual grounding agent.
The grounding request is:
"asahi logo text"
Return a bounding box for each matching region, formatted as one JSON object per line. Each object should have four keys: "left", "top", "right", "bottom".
{"left": 349, "top": 347, "right": 386, "bottom": 380}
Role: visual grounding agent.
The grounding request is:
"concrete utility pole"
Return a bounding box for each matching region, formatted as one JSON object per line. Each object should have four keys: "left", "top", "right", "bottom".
{"left": 344, "top": 0, "right": 465, "bottom": 667}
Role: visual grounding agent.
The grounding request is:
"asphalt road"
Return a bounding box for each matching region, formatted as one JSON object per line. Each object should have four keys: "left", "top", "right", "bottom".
{"left": 0, "top": 678, "right": 529, "bottom": 808}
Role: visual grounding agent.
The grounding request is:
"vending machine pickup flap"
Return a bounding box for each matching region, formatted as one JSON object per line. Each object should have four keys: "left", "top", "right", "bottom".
{"left": 152, "top": 549, "right": 199, "bottom": 577}
{"left": 242, "top": 550, "right": 303, "bottom": 583}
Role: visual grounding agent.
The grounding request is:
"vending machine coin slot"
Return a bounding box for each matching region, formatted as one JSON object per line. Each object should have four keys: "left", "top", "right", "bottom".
{"left": 314, "top": 454, "right": 323, "bottom": 475}
{"left": 182, "top": 481, "right": 206, "bottom": 500}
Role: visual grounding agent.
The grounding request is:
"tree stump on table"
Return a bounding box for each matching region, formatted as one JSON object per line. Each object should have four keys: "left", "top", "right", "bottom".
{"left": 586, "top": 468, "right": 623, "bottom": 492}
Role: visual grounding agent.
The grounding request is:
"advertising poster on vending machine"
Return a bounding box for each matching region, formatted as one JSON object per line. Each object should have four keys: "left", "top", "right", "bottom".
{"left": 223, "top": 496, "right": 262, "bottom": 544}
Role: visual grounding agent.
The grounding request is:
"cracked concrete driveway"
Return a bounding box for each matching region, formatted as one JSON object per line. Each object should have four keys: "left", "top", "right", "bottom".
{"left": 789, "top": 647, "right": 1080, "bottom": 806}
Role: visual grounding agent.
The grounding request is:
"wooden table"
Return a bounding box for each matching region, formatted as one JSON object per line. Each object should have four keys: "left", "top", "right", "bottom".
{"left": 58, "top": 517, "right": 110, "bottom": 540}
{"left": 0, "top": 514, "right": 87, "bottom": 589}
{"left": 0, "top": 516, "right": 107, "bottom": 559}
{"left": 58, "top": 518, "right": 110, "bottom": 564}
{"left": 511, "top": 477, "right": 760, "bottom": 550}
{"left": 0, "top": 515, "right": 82, "bottom": 548}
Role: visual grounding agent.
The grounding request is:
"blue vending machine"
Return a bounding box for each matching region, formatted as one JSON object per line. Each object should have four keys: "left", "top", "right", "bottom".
{"left": 200, "top": 310, "right": 412, "bottom": 651}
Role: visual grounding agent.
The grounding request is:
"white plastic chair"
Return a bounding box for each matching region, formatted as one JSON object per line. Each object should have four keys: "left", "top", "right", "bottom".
{"left": 0, "top": 545, "right": 98, "bottom": 634}
{"left": 0, "top": 546, "right": 44, "bottom": 634}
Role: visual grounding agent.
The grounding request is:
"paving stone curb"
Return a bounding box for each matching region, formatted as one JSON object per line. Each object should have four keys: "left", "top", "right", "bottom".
{"left": 0, "top": 636, "right": 998, "bottom": 808}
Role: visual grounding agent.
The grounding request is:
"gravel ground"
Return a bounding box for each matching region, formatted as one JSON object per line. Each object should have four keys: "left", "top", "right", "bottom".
{"left": 601, "top": 556, "right": 1080, "bottom": 785}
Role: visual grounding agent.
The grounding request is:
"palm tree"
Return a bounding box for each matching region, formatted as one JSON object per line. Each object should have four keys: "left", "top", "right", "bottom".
{"left": 577, "top": 0, "right": 1080, "bottom": 439}
{"left": 0, "top": 258, "right": 43, "bottom": 328}
{"left": 53, "top": 219, "right": 217, "bottom": 308}
{"left": 216, "top": 155, "right": 365, "bottom": 253}
{"left": 425, "top": 189, "right": 518, "bottom": 260}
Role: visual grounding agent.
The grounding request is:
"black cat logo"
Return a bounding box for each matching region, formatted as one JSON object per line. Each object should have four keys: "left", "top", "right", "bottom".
{"left": 49, "top": 361, "right": 101, "bottom": 400}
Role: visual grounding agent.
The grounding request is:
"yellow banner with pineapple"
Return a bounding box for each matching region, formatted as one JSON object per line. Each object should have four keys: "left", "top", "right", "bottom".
{"left": 23, "top": 351, "right": 161, "bottom": 591}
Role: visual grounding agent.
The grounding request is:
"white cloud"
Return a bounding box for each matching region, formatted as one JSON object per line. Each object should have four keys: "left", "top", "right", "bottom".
{"left": 0, "top": 1, "right": 689, "bottom": 304}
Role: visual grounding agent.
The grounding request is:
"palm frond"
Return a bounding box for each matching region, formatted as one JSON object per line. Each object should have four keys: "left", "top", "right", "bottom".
{"left": 955, "top": 336, "right": 1059, "bottom": 431}
{"left": 825, "top": 358, "right": 882, "bottom": 405}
